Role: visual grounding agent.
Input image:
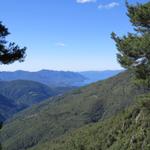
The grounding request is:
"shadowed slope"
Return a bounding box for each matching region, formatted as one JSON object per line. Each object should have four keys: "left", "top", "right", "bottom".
{"left": 0, "top": 80, "right": 69, "bottom": 121}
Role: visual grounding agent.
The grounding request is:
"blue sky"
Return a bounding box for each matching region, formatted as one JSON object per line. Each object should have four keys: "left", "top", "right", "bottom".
{"left": 0, "top": 0, "right": 148, "bottom": 71}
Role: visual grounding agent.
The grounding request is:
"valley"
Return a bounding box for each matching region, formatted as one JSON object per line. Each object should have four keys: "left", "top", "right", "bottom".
{"left": 0, "top": 79, "right": 76, "bottom": 122}
{"left": 1, "top": 71, "right": 148, "bottom": 150}
{"left": 0, "top": 70, "right": 121, "bottom": 122}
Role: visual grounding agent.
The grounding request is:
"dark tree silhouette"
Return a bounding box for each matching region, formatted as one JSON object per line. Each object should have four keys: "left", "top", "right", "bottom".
{"left": 111, "top": 1, "right": 150, "bottom": 86}
{"left": 0, "top": 22, "right": 27, "bottom": 150}
{"left": 0, "top": 22, "right": 26, "bottom": 64}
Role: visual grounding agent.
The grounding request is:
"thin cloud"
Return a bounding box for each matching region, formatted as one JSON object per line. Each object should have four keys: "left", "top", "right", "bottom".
{"left": 98, "top": 2, "right": 119, "bottom": 9}
{"left": 76, "top": 0, "right": 96, "bottom": 4}
{"left": 55, "top": 42, "right": 66, "bottom": 47}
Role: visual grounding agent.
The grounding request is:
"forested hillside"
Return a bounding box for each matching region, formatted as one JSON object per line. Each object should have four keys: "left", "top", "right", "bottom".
{"left": 0, "top": 94, "right": 18, "bottom": 122}
{"left": 0, "top": 71, "right": 147, "bottom": 150}
{"left": 34, "top": 94, "right": 149, "bottom": 150}
{"left": 0, "top": 80, "right": 56, "bottom": 106}
{"left": 0, "top": 80, "right": 74, "bottom": 121}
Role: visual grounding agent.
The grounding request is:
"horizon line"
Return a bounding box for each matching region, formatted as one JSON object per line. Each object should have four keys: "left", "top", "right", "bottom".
{"left": 0, "top": 68, "right": 124, "bottom": 73}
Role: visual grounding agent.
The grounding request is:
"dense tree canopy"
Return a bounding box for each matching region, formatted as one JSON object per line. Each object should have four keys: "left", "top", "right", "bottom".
{"left": 111, "top": 1, "right": 150, "bottom": 86}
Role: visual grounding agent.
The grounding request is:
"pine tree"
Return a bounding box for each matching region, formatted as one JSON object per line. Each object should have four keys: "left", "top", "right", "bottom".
{"left": 0, "top": 22, "right": 26, "bottom": 64}
{"left": 111, "top": 1, "right": 150, "bottom": 86}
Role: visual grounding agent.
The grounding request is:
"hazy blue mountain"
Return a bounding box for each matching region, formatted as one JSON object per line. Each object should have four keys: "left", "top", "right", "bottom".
{"left": 0, "top": 70, "right": 86, "bottom": 87}
{"left": 79, "top": 70, "right": 123, "bottom": 84}
{"left": 0, "top": 70, "right": 123, "bottom": 87}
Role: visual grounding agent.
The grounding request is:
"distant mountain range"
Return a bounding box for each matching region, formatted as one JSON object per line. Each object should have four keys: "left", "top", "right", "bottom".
{"left": 0, "top": 70, "right": 123, "bottom": 87}
{"left": 0, "top": 70, "right": 85, "bottom": 87}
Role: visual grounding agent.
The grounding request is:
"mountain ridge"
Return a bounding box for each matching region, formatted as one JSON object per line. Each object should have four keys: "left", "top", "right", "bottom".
{"left": 0, "top": 70, "right": 86, "bottom": 87}
{"left": 0, "top": 69, "right": 123, "bottom": 87}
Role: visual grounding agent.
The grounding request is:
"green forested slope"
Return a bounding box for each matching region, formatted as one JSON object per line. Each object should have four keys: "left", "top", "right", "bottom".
{"left": 0, "top": 71, "right": 147, "bottom": 150}
{"left": 0, "top": 94, "right": 18, "bottom": 122}
{"left": 0, "top": 80, "right": 65, "bottom": 121}
{"left": 36, "top": 94, "right": 149, "bottom": 150}
{"left": 0, "top": 80, "right": 56, "bottom": 106}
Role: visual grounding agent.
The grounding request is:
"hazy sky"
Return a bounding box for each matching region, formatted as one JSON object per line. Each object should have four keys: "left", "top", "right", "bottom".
{"left": 0, "top": 0, "right": 148, "bottom": 71}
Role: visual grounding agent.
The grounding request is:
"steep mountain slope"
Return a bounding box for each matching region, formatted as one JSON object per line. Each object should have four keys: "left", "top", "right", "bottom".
{"left": 0, "top": 80, "right": 73, "bottom": 121}
{"left": 0, "top": 70, "right": 86, "bottom": 87}
{"left": 36, "top": 94, "right": 149, "bottom": 150}
{"left": 0, "top": 94, "right": 19, "bottom": 122}
{"left": 0, "top": 71, "right": 146, "bottom": 150}
{"left": 0, "top": 80, "right": 56, "bottom": 107}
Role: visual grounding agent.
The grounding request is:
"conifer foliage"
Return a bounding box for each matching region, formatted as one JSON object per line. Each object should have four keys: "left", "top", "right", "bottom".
{"left": 111, "top": 1, "right": 150, "bottom": 86}
{"left": 0, "top": 22, "right": 26, "bottom": 64}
